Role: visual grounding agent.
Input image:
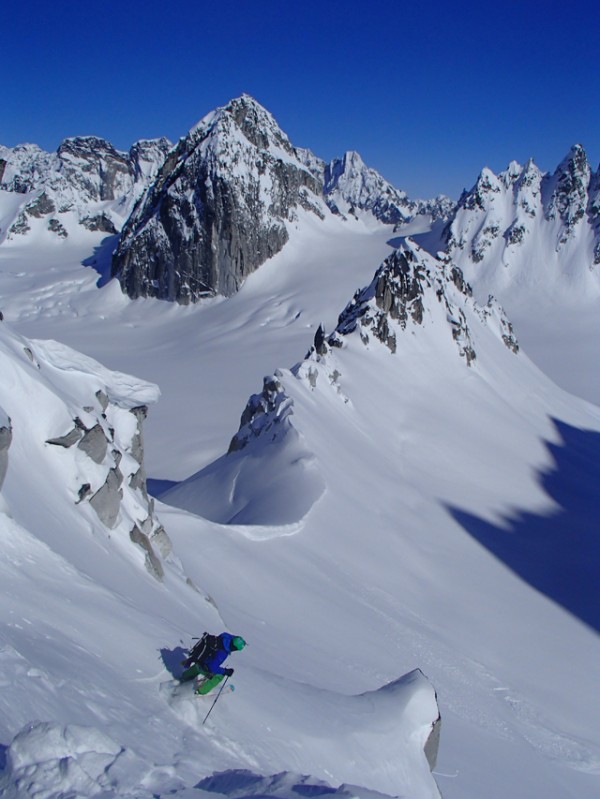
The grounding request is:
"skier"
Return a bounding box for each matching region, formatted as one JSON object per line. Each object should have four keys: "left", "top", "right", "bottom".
{"left": 180, "top": 632, "right": 246, "bottom": 694}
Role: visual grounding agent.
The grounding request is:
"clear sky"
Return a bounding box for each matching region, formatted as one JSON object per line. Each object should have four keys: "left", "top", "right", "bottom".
{"left": 2, "top": 0, "right": 599, "bottom": 198}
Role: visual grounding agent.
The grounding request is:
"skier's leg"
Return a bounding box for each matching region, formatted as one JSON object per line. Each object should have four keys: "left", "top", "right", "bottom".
{"left": 180, "top": 663, "right": 202, "bottom": 682}
{"left": 194, "top": 673, "right": 224, "bottom": 695}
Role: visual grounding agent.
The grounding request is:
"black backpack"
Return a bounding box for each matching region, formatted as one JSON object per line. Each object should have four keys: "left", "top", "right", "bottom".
{"left": 183, "top": 632, "right": 221, "bottom": 668}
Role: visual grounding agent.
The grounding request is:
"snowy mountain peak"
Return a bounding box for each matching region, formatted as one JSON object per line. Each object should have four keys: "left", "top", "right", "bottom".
{"left": 324, "top": 149, "right": 417, "bottom": 224}
{"left": 545, "top": 143, "right": 591, "bottom": 239}
{"left": 221, "top": 94, "right": 296, "bottom": 154}
{"left": 112, "top": 95, "right": 327, "bottom": 302}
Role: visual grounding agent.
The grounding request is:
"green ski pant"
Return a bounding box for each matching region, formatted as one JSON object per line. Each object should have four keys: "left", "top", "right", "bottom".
{"left": 180, "top": 663, "right": 225, "bottom": 695}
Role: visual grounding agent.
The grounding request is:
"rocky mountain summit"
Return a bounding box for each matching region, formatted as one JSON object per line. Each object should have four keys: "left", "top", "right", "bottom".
{"left": 163, "top": 240, "right": 521, "bottom": 529}
{"left": 2, "top": 95, "right": 454, "bottom": 305}
{"left": 112, "top": 95, "right": 326, "bottom": 303}
{"left": 0, "top": 136, "right": 171, "bottom": 242}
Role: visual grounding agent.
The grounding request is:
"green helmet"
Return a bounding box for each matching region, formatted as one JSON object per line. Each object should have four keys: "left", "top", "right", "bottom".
{"left": 232, "top": 636, "right": 246, "bottom": 651}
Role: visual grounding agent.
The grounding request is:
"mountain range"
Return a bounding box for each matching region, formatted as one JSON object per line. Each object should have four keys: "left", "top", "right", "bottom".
{"left": 0, "top": 95, "right": 599, "bottom": 799}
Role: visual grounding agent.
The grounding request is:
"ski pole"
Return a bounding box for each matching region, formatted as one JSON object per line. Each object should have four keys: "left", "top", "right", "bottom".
{"left": 202, "top": 675, "right": 230, "bottom": 725}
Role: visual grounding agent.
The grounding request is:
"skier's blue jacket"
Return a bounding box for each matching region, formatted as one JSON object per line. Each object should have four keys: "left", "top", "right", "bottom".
{"left": 202, "top": 632, "right": 236, "bottom": 675}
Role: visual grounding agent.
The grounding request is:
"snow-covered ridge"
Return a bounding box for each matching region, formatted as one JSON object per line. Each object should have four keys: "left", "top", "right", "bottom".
{"left": 162, "top": 238, "right": 521, "bottom": 529}
{"left": 0, "top": 135, "right": 171, "bottom": 244}
{"left": 439, "top": 144, "right": 600, "bottom": 291}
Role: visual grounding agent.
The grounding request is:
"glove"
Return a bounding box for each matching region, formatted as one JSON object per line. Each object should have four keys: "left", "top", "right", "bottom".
{"left": 224, "top": 668, "right": 234, "bottom": 677}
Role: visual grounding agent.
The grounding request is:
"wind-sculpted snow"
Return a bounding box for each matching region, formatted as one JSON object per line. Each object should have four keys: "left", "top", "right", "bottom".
{"left": 165, "top": 668, "right": 441, "bottom": 799}
{"left": 162, "top": 374, "right": 325, "bottom": 525}
{"left": 0, "top": 722, "right": 124, "bottom": 799}
{"left": 0, "top": 322, "right": 169, "bottom": 578}
{"left": 0, "top": 665, "right": 441, "bottom": 799}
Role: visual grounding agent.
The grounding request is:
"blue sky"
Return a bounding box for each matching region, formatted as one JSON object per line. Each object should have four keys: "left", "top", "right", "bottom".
{"left": 2, "top": 0, "right": 599, "bottom": 198}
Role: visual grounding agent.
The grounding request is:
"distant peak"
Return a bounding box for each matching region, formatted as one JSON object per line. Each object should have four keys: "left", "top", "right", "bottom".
{"left": 343, "top": 150, "right": 365, "bottom": 167}
{"left": 556, "top": 143, "right": 589, "bottom": 175}
{"left": 58, "top": 136, "right": 125, "bottom": 158}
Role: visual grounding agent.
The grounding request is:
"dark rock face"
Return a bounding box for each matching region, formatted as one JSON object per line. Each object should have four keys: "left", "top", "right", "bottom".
{"left": 112, "top": 95, "right": 325, "bottom": 303}
{"left": 26, "top": 192, "right": 56, "bottom": 218}
{"left": 545, "top": 144, "right": 590, "bottom": 239}
{"left": 332, "top": 248, "right": 429, "bottom": 355}
{"left": 80, "top": 213, "right": 118, "bottom": 234}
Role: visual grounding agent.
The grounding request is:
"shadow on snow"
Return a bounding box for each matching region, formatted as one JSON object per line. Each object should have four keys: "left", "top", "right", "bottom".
{"left": 160, "top": 646, "right": 188, "bottom": 680}
{"left": 448, "top": 419, "right": 600, "bottom": 634}
{"left": 81, "top": 234, "right": 120, "bottom": 287}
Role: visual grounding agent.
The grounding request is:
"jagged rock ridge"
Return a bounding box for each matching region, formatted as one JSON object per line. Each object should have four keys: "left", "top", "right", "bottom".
{"left": 305, "top": 241, "right": 518, "bottom": 368}
{"left": 322, "top": 150, "right": 453, "bottom": 224}
{"left": 296, "top": 147, "right": 454, "bottom": 225}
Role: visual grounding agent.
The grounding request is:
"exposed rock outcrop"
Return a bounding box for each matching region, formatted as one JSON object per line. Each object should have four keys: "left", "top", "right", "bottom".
{"left": 0, "top": 410, "right": 12, "bottom": 491}
{"left": 0, "top": 322, "right": 170, "bottom": 581}
{"left": 310, "top": 242, "right": 508, "bottom": 365}
{"left": 228, "top": 374, "right": 294, "bottom": 453}
{"left": 44, "top": 396, "right": 169, "bottom": 578}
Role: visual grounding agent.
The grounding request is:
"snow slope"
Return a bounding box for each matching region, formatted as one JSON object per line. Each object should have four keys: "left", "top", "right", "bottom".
{"left": 0, "top": 318, "right": 441, "bottom": 799}
{"left": 0, "top": 103, "right": 599, "bottom": 799}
